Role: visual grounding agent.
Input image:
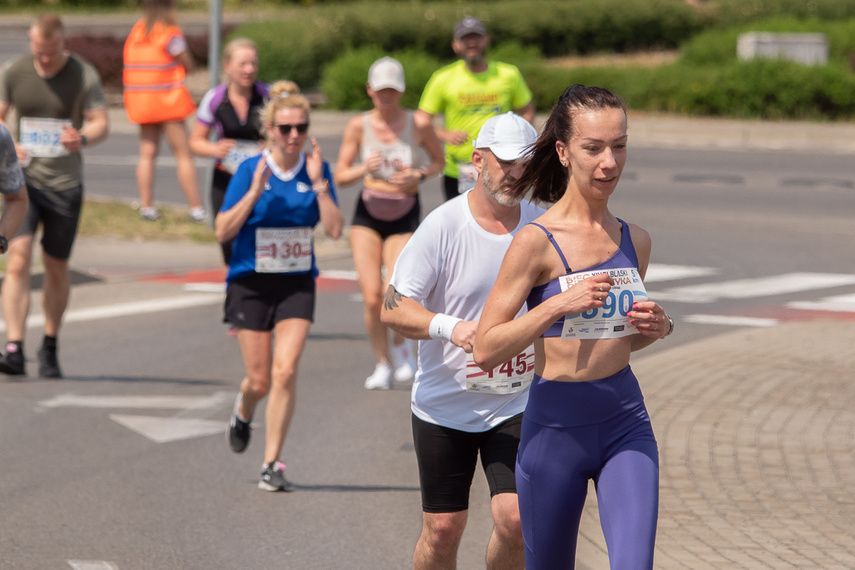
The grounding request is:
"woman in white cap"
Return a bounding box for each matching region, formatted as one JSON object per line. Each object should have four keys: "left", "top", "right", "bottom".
{"left": 335, "top": 56, "right": 444, "bottom": 390}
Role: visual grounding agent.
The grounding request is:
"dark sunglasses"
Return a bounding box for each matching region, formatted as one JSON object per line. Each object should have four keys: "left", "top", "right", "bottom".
{"left": 275, "top": 122, "right": 309, "bottom": 135}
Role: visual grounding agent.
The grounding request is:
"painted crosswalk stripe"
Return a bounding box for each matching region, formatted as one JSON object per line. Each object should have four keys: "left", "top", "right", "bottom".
{"left": 0, "top": 293, "right": 222, "bottom": 333}
{"left": 68, "top": 562, "right": 118, "bottom": 570}
{"left": 649, "top": 272, "right": 855, "bottom": 303}
{"left": 787, "top": 292, "right": 855, "bottom": 313}
{"left": 644, "top": 263, "right": 718, "bottom": 283}
{"left": 684, "top": 314, "right": 780, "bottom": 327}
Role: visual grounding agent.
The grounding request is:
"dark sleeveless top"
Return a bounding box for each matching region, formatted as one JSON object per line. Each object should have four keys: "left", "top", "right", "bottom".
{"left": 525, "top": 219, "right": 639, "bottom": 337}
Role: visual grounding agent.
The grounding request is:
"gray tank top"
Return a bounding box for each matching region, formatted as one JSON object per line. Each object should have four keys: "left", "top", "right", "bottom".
{"left": 360, "top": 111, "right": 425, "bottom": 182}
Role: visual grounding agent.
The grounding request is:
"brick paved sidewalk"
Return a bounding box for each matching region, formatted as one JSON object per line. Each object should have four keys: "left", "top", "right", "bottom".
{"left": 576, "top": 319, "right": 855, "bottom": 569}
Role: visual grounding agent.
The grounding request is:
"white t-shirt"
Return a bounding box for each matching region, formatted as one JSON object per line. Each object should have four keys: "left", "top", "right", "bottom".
{"left": 389, "top": 190, "right": 545, "bottom": 432}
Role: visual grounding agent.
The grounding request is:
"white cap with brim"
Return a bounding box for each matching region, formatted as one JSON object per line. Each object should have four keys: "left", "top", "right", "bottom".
{"left": 473, "top": 112, "right": 538, "bottom": 161}
{"left": 368, "top": 57, "right": 406, "bottom": 93}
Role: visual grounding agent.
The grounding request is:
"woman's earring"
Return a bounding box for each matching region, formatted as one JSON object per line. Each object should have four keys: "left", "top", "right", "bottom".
{"left": 561, "top": 160, "right": 567, "bottom": 167}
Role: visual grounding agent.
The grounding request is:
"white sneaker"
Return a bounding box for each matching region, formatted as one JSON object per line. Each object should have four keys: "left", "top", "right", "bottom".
{"left": 189, "top": 206, "right": 208, "bottom": 222}
{"left": 364, "top": 362, "right": 394, "bottom": 390}
{"left": 391, "top": 340, "right": 416, "bottom": 383}
{"left": 139, "top": 206, "right": 160, "bottom": 221}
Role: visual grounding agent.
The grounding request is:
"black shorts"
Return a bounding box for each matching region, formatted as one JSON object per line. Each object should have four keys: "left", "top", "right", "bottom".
{"left": 443, "top": 175, "right": 460, "bottom": 201}
{"left": 224, "top": 272, "right": 315, "bottom": 331}
{"left": 17, "top": 183, "right": 83, "bottom": 260}
{"left": 412, "top": 413, "right": 523, "bottom": 513}
{"left": 351, "top": 193, "right": 420, "bottom": 240}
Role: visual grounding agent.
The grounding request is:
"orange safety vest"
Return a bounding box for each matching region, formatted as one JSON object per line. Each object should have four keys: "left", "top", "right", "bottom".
{"left": 123, "top": 20, "right": 196, "bottom": 124}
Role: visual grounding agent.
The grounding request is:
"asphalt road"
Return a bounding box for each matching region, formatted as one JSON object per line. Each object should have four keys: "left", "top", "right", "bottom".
{"left": 2, "top": 18, "right": 855, "bottom": 569}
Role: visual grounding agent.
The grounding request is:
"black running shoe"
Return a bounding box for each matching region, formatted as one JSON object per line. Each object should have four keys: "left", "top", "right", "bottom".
{"left": 258, "top": 461, "right": 293, "bottom": 492}
{"left": 37, "top": 346, "right": 63, "bottom": 379}
{"left": 227, "top": 393, "right": 252, "bottom": 453}
{"left": 0, "top": 348, "right": 26, "bottom": 376}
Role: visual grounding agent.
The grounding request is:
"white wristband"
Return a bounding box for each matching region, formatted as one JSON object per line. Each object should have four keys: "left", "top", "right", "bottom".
{"left": 429, "top": 313, "right": 462, "bottom": 342}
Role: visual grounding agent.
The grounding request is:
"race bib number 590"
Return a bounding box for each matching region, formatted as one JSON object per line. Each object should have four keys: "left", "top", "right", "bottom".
{"left": 255, "top": 227, "right": 313, "bottom": 273}
{"left": 559, "top": 267, "right": 648, "bottom": 340}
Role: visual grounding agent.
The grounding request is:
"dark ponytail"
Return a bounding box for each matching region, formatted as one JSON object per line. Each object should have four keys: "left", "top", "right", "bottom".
{"left": 512, "top": 85, "right": 625, "bottom": 203}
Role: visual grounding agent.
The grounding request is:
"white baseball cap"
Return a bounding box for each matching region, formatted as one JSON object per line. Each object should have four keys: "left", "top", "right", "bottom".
{"left": 368, "top": 57, "right": 405, "bottom": 93}
{"left": 473, "top": 112, "right": 537, "bottom": 161}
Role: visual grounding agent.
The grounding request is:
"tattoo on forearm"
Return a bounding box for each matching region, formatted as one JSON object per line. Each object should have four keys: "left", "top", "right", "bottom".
{"left": 384, "top": 285, "right": 403, "bottom": 311}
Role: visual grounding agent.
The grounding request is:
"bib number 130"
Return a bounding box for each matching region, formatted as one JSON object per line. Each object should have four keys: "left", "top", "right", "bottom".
{"left": 255, "top": 227, "right": 313, "bottom": 273}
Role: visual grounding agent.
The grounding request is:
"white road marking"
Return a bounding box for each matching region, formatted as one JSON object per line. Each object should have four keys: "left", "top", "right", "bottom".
{"left": 68, "top": 561, "right": 118, "bottom": 570}
{"left": 39, "top": 393, "right": 231, "bottom": 410}
{"left": 644, "top": 263, "right": 718, "bottom": 283}
{"left": 110, "top": 414, "right": 225, "bottom": 443}
{"left": 0, "top": 293, "right": 222, "bottom": 333}
{"left": 684, "top": 314, "right": 780, "bottom": 327}
{"left": 184, "top": 282, "right": 226, "bottom": 293}
{"left": 649, "top": 272, "right": 855, "bottom": 303}
{"left": 787, "top": 292, "right": 855, "bottom": 313}
{"left": 319, "top": 269, "right": 359, "bottom": 280}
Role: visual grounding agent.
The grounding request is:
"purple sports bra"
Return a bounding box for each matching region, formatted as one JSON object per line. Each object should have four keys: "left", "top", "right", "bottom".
{"left": 526, "top": 219, "right": 639, "bottom": 337}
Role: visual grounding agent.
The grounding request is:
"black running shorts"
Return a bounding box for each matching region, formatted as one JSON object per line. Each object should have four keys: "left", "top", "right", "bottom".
{"left": 411, "top": 412, "right": 522, "bottom": 513}
{"left": 224, "top": 272, "right": 315, "bottom": 331}
{"left": 17, "top": 183, "right": 83, "bottom": 260}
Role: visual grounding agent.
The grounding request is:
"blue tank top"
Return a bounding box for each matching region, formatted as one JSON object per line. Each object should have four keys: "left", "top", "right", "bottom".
{"left": 526, "top": 219, "right": 639, "bottom": 337}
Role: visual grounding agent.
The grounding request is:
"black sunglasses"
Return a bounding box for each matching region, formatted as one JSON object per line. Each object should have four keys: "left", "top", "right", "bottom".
{"left": 275, "top": 122, "right": 309, "bottom": 135}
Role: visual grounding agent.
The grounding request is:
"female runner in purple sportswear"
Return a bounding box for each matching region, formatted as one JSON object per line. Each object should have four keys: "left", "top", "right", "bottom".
{"left": 474, "top": 85, "right": 673, "bottom": 569}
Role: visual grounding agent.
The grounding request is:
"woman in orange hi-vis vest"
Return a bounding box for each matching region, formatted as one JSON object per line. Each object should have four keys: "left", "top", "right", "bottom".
{"left": 123, "top": 0, "right": 206, "bottom": 222}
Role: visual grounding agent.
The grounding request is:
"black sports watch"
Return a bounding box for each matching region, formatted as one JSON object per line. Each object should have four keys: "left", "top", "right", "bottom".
{"left": 0, "top": 235, "right": 7, "bottom": 254}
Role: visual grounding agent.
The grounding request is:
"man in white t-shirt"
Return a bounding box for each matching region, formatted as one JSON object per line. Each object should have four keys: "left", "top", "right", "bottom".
{"left": 381, "top": 112, "right": 541, "bottom": 570}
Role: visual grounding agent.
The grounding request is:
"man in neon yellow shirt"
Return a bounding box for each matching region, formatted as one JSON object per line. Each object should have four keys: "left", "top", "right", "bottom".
{"left": 416, "top": 16, "right": 535, "bottom": 201}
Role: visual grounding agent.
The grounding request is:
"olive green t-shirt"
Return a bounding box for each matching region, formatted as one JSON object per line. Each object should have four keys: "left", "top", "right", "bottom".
{"left": 0, "top": 53, "right": 107, "bottom": 191}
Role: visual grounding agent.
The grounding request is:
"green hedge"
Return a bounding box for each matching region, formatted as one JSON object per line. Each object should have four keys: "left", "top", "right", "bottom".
{"left": 234, "top": 0, "right": 708, "bottom": 88}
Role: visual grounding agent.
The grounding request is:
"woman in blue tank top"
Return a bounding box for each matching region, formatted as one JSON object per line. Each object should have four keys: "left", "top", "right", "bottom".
{"left": 474, "top": 85, "right": 673, "bottom": 569}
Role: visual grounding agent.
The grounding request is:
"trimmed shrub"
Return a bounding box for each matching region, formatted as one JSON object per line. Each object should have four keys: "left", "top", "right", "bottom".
{"left": 320, "top": 48, "right": 442, "bottom": 111}
{"left": 66, "top": 35, "right": 125, "bottom": 89}
{"left": 232, "top": 0, "right": 708, "bottom": 89}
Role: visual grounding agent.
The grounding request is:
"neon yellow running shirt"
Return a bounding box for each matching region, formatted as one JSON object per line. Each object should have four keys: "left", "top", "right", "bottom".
{"left": 419, "top": 60, "right": 532, "bottom": 178}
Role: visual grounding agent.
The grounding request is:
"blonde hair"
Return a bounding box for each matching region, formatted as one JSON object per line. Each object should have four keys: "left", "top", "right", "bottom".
{"left": 262, "top": 80, "right": 310, "bottom": 126}
{"left": 31, "top": 14, "right": 64, "bottom": 40}
{"left": 142, "top": 0, "right": 177, "bottom": 34}
{"left": 223, "top": 37, "right": 258, "bottom": 65}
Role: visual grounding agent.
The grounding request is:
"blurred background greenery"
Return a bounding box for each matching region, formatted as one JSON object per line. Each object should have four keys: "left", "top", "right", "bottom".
{"left": 4, "top": 0, "right": 855, "bottom": 120}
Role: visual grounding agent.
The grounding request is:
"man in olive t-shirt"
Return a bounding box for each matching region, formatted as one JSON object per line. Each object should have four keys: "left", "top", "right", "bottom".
{"left": 0, "top": 13, "right": 109, "bottom": 378}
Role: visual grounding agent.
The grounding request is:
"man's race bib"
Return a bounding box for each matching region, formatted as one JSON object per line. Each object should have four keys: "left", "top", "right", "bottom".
{"left": 255, "top": 227, "right": 313, "bottom": 273}
{"left": 19, "top": 117, "right": 72, "bottom": 158}
{"left": 559, "top": 267, "right": 648, "bottom": 339}
{"left": 465, "top": 344, "right": 535, "bottom": 395}
{"left": 219, "top": 140, "right": 263, "bottom": 174}
{"left": 457, "top": 162, "right": 478, "bottom": 193}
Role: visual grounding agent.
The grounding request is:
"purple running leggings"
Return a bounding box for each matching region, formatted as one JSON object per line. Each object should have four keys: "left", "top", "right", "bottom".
{"left": 516, "top": 366, "right": 659, "bottom": 569}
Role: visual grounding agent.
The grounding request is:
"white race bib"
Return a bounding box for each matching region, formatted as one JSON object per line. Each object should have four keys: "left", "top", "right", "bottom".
{"left": 465, "top": 344, "right": 535, "bottom": 394}
{"left": 255, "top": 227, "right": 313, "bottom": 273}
{"left": 457, "top": 162, "right": 478, "bottom": 193}
{"left": 19, "top": 117, "right": 72, "bottom": 158}
{"left": 559, "top": 267, "right": 649, "bottom": 339}
{"left": 374, "top": 145, "right": 413, "bottom": 181}
{"left": 220, "top": 140, "right": 263, "bottom": 174}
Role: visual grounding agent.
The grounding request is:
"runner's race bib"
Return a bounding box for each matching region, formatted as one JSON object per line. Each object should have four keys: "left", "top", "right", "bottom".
{"left": 559, "top": 267, "right": 649, "bottom": 339}
{"left": 255, "top": 227, "right": 313, "bottom": 273}
{"left": 457, "top": 162, "right": 478, "bottom": 193}
{"left": 465, "top": 344, "right": 535, "bottom": 394}
{"left": 219, "top": 140, "right": 263, "bottom": 174}
{"left": 19, "top": 117, "right": 72, "bottom": 158}
{"left": 374, "top": 145, "right": 412, "bottom": 181}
